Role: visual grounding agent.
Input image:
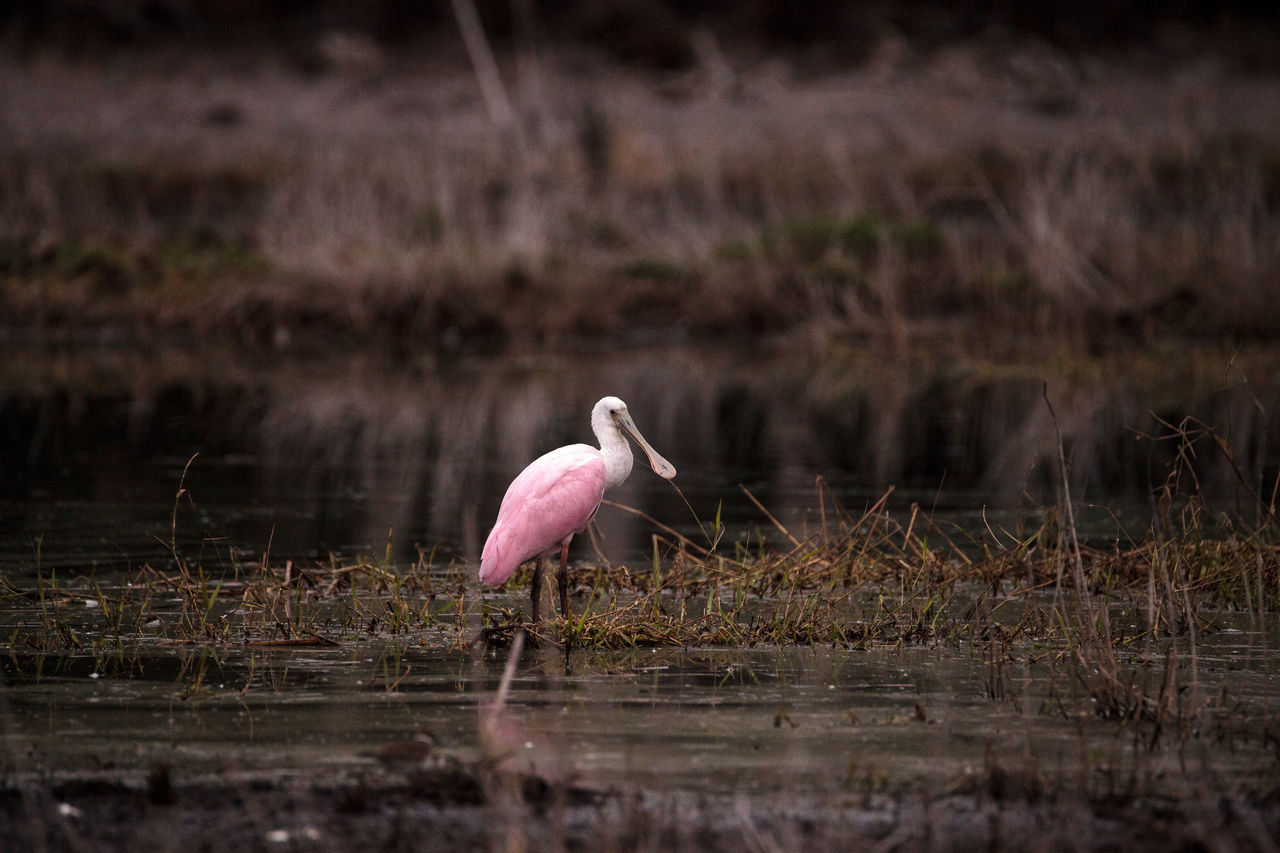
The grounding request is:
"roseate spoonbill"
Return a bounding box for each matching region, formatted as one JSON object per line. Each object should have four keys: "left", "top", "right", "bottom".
{"left": 480, "top": 396, "right": 676, "bottom": 622}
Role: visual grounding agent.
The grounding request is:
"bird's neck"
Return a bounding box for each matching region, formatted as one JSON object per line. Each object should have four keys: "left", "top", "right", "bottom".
{"left": 593, "top": 416, "right": 634, "bottom": 491}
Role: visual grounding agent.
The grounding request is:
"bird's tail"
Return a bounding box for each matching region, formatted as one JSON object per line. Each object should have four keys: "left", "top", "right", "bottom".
{"left": 479, "top": 523, "right": 518, "bottom": 587}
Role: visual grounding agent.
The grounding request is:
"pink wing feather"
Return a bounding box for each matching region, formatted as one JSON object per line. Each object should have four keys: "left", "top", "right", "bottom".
{"left": 479, "top": 444, "right": 607, "bottom": 586}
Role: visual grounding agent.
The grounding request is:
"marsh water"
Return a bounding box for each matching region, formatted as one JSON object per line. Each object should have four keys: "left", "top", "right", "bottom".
{"left": 4, "top": 341, "right": 1277, "bottom": 576}
{"left": 3, "top": 340, "right": 1280, "bottom": 805}
{"left": 4, "top": 615, "right": 1279, "bottom": 803}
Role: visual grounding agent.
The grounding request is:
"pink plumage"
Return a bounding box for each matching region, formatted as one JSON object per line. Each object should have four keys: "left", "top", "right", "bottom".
{"left": 477, "top": 396, "right": 677, "bottom": 622}
{"left": 479, "top": 444, "right": 607, "bottom": 586}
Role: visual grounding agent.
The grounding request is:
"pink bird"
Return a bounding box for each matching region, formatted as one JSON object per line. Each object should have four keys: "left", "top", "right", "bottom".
{"left": 480, "top": 396, "right": 677, "bottom": 622}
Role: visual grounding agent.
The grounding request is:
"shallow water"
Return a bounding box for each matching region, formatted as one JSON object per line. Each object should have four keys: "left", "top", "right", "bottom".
{"left": 4, "top": 618, "right": 1278, "bottom": 801}
{"left": 3, "top": 341, "right": 1279, "bottom": 805}
{"left": 2, "top": 342, "right": 1276, "bottom": 582}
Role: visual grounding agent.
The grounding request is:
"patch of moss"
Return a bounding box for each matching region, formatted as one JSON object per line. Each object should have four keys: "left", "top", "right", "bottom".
{"left": 889, "top": 219, "right": 943, "bottom": 260}
{"left": 713, "top": 240, "right": 756, "bottom": 263}
{"left": 762, "top": 214, "right": 876, "bottom": 264}
{"left": 0, "top": 238, "right": 136, "bottom": 296}
{"left": 151, "top": 229, "right": 271, "bottom": 283}
{"left": 616, "top": 255, "right": 686, "bottom": 283}
{"left": 0, "top": 231, "right": 270, "bottom": 303}
{"left": 762, "top": 213, "right": 941, "bottom": 267}
{"left": 57, "top": 242, "right": 135, "bottom": 296}
{"left": 84, "top": 159, "right": 270, "bottom": 233}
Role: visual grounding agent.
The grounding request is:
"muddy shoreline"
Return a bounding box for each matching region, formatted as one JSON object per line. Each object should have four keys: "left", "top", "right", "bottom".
{"left": 6, "top": 763, "right": 1278, "bottom": 852}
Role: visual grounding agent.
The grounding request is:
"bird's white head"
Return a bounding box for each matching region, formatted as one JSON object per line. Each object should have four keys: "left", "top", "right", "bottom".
{"left": 592, "top": 396, "right": 677, "bottom": 481}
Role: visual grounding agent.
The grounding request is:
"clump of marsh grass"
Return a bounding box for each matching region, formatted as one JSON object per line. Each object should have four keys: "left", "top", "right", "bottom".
{"left": 2, "top": 408, "right": 1276, "bottom": 726}
{"left": 1024, "top": 386, "right": 1279, "bottom": 752}
{"left": 0, "top": 456, "right": 467, "bottom": 668}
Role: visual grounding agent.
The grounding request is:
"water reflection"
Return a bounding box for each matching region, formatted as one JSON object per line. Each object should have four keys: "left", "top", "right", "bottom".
{"left": 1, "top": 343, "right": 1276, "bottom": 578}
{"left": 4, "top": 625, "right": 1277, "bottom": 798}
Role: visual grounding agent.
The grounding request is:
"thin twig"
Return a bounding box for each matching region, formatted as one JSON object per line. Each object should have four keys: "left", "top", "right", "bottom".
{"left": 740, "top": 484, "right": 801, "bottom": 548}
{"left": 601, "top": 499, "right": 710, "bottom": 556}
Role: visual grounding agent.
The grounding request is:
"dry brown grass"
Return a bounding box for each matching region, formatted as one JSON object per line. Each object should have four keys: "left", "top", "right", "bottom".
{"left": 1, "top": 43, "right": 1277, "bottom": 349}
{"left": 5, "top": 438, "right": 1275, "bottom": 657}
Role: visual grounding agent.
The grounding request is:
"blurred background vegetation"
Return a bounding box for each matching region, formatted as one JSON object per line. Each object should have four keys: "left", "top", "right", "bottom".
{"left": 1, "top": 1, "right": 1278, "bottom": 354}
{"left": 5, "top": 1, "right": 1279, "bottom": 68}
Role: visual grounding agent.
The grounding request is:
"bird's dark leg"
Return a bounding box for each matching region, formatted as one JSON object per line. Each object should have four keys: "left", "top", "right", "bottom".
{"left": 558, "top": 540, "right": 571, "bottom": 619}
{"left": 530, "top": 555, "right": 544, "bottom": 623}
